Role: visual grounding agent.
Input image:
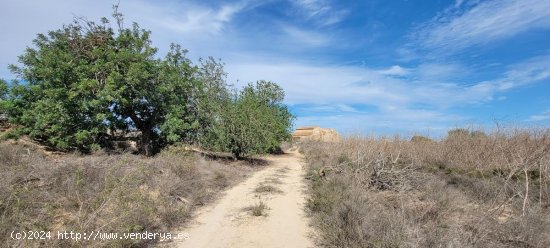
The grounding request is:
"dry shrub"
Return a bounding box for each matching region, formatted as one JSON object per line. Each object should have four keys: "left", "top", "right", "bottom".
{"left": 0, "top": 142, "right": 258, "bottom": 247}
{"left": 249, "top": 200, "right": 269, "bottom": 217}
{"left": 302, "top": 127, "right": 550, "bottom": 248}
{"left": 254, "top": 184, "right": 283, "bottom": 194}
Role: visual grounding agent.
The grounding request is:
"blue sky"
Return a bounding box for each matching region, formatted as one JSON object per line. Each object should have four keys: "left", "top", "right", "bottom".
{"left": 1, "top": 0, "right": 550, "bottom": 136}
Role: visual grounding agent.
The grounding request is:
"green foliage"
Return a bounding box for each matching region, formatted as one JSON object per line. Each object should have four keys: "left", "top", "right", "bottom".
{"left": 2, "top": 8, "right": 293, "bottom": 156}
{"left": 205, "top": 81, "right": 295, "bottom": 159}
{"left": 0, "top": 79, "right": 7, "bottom": 99}
{"left": 5, "top": 13, "right": 141, "bottom": 151}
{"left": 2, "top": 10, "right": 220, "bottom": 154}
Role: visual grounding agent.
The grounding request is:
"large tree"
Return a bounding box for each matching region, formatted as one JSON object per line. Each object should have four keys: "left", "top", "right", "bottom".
{"left": 3, "top": 10, "right": 214, "bottom": 155}
{"left": 3, "top": 8, "right": 294, "bottom": 157}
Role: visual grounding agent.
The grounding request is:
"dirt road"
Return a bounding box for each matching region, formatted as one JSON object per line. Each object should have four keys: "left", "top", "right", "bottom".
{"left": 171, "top": 150, "right": 314, "bottom": 248}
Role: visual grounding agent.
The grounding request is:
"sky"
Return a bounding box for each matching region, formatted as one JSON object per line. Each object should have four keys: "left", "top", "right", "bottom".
{"left": 1, "top": 0, "right": 550, "bottom": 136}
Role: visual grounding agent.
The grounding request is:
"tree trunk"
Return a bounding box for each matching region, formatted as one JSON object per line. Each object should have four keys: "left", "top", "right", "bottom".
{"left": 126, "top": 111, "right": 158, "bottom": 156}
{"left": 232, "top": 150, "right": 240, "bottom": 161}
{"left": 140, "top": 129, "right": 156, "bottom": 156}
{"left": 232, "top": 146, "right": 242, "bottom": 160}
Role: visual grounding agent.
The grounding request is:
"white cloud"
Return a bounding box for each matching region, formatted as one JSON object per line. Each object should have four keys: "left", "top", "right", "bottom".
{"left": 225, "top": 61, "right": 407, "bottom": 105}
{"left": 281, "top": 61, "right": 498, "bottom": 106}
{"left": 336, "top": 104, "right": 358, "bottom": 112}
{"left": 528, "top": 109, "right": 550, "bottom": 121}
{"left": 377, "top": 65, "right": 410, "bottom": 77}
{"left": 292, "top": 0, "right": 347, "bottom": 26}
{"left": 413, "top": 0, "right": 550, "bottom": 52}
{"left": 415, "top": 63, "right": 467, "bottom": 81}
{"left": 0, "top": 0, "right": 263, "bottom": 78}
{"left": 300, "top": 104, "right": 360, "bottom": 114}
{"left": 461, "top": 54, "right": 550, "bottom": 104}
{"left": 0, "top": 0, "right": 344, "bottom": 79}
{"left": 144, "top": 1, "right": 247, "bottom": 34}
{"left": 226, "top": 53, "right": 550, "bottom": 129}
{"left": 295, "top": 0, "right": 329, "bottom": 17}
{"left": 454, "top": 0, "right": 465, "bottom": 8}
{"left": 0, "top": 0, "right": 115, "bottom": 78}
{"left": 2, "top": 0, "right": 548, "bottom": 134}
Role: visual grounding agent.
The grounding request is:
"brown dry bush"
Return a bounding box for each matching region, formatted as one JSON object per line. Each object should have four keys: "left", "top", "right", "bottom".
{"left": 301, "top": 127, "right": 550, "bottom": 248}
{"left": 247, "top": 200, "right": 269, "bottom": 217}
{"left": 0, "top": 142, "right": 258, "bottom": 247}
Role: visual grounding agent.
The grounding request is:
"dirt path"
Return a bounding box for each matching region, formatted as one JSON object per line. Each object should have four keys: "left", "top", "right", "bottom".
{"left": 170, "top": 150, "right": 314, "bottom": 248}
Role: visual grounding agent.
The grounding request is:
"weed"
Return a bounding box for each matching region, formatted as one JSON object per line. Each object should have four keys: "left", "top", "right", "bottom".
{"left": 254, "top": 183, "right": 283, "bottom": 194}
{"left": 250, "top": 201, "right": 268, "bottom": 216}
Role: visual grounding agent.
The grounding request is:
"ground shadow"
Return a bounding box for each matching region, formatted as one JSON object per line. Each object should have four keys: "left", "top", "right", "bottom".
{"left": 196, "top": 150, "right": 270, "bottom": 167}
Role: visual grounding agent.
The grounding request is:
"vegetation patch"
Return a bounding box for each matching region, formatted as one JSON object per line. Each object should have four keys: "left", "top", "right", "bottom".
{"left": 254, "top": 183, "right": 283, "bottom": 194}
{"left": 301, "top": 128, "right": 550, "bottom": 247}
{"left": 0, "top": 142, "right": 259, "bottom": 247}
{"left": 247, "top": 201, "right": 269, "bottom": 217}
{"left": 0, "top": 7, "right": 294, "bottom": 159}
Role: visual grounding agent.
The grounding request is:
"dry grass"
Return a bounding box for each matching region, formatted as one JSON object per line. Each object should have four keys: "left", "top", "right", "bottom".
{"left": 254, "top": 183, "right": 283, "bottom": 194}
{"left": 301, "top": 127, "right": 550, "bottom": 248}
{"left": 0, "top": 141, "right": 260, "bottom": 247}
{"left": 247, "top": 200, "right": 269, "bottom": 217}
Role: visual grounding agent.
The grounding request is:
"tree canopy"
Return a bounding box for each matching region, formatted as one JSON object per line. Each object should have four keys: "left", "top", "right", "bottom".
{"left": 205, "top": 81, "right": 294, "bottom": 159}
{"left": 0, "top": 8, "right": 294, "bottom": 157}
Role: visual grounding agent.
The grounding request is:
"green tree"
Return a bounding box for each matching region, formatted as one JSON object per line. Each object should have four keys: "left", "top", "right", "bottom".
{"left": 6, "top": 21, "right": 114, "bottom": 150}
{"left": 3, "top": 8, "right": 293, "bottom": 157}
{"left": 4, "top": 9, "right": 213, "bottom": 155}
{"left": 209, "top": 81, "right": 294, "bottom": 159}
